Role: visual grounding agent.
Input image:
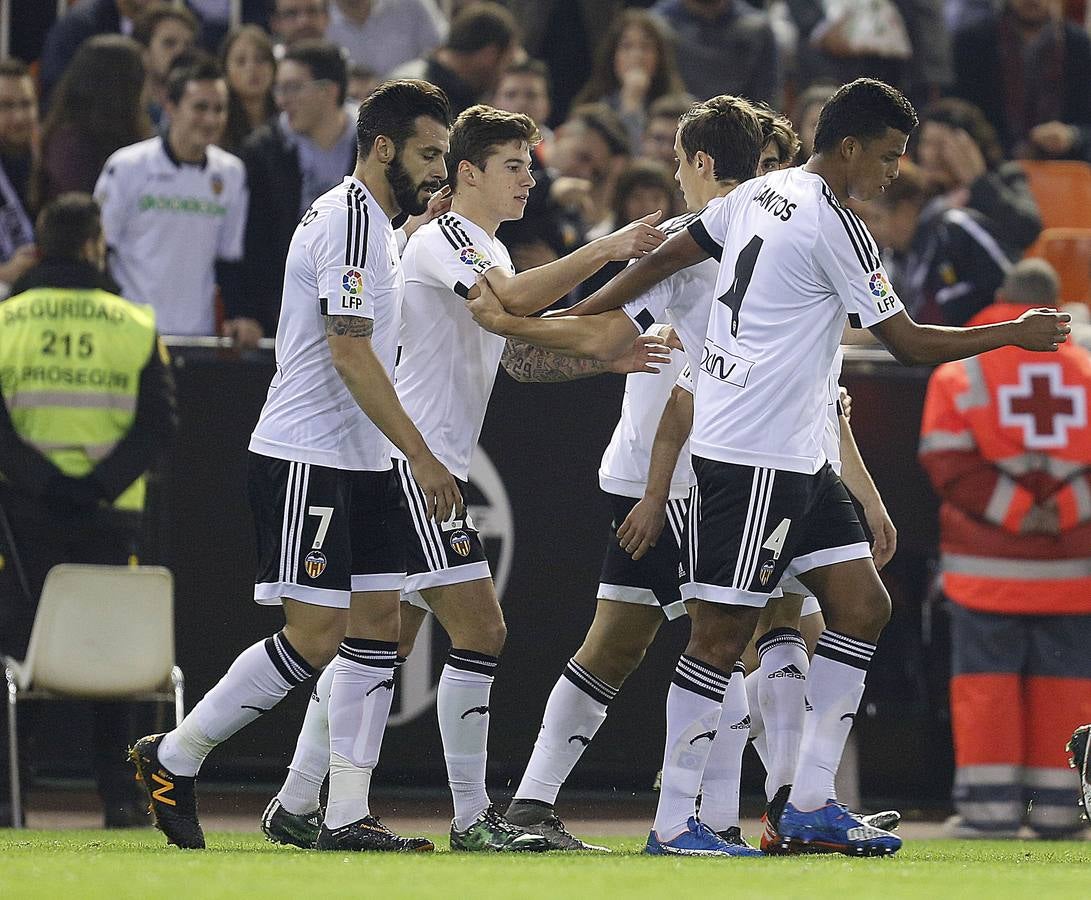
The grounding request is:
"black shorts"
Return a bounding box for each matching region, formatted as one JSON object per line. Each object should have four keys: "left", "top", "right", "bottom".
{"left": 681, "top": 457, "right": 870, "bottom": 607}
{"left": 598, "top": 492, "right": 689, "bottom": 620}
{"left": 393, "top": 458, "right": 491, "bottom": 607}
{"left": 249, "top": 453, "right": 407, "bottom": 608}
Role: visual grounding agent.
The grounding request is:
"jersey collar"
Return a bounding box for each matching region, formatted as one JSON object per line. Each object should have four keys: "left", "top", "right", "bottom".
{"left": 160, "top": 135, "right": 208, "bottom": 171}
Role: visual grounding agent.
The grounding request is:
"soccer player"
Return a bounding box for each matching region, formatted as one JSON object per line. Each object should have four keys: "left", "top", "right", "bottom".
{"left": 130, "top": 80, "right": 461, "bottom": 852}
{"left": 471, "top": 78, "right": 1070, "bottom": 857}
{"left": 260, "top": 102, "right": 669, "bottom": 852}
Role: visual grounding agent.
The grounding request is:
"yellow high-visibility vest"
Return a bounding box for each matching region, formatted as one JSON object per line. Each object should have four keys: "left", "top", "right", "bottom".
{"left": 0, "top": 286, "right": 158, "bottom": 512}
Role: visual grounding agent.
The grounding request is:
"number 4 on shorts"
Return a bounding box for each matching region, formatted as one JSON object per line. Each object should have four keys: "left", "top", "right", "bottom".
{"left": 762, "top": 518, "right": 791, "bottom": 560}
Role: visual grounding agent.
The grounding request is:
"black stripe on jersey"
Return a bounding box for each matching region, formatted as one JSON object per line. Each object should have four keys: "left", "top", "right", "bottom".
{"left": 453, "top": 281, "right": 471, "bottom": 299}
{"left": 844, "top": 206, "right": 881, "bottom": 270}
{"left": 439, "top": 215, "right": 472, "bottom": 250}
{"left": 663, "top": 211, "right": 700, "bottom": 237}
{"left": 847, "top": 312, "right": 862, "bottom": 329}
{"left": 634, "top": 308, "right": 655, "bottom": 331}
{"left": 438, "top": 217, "right": 462, "bottom": 250}
{"left": 687, "top": 219, "right": 722, "bottom": 262}
{"left": 449, "top": 217, "right": 474, "bottom": 246}
{"left": 821, "top": 185, "right": 875, "bottom": 273}
{"left": 344, "top": 184, "right": 356, "bottom": 266}
{"left": 350, "top": 187, "right": 370, "bottom": 269}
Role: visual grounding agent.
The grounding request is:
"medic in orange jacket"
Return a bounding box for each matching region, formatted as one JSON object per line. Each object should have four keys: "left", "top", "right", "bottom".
{"left": 919, "top": 302, "right": 1091, "bottom": 615}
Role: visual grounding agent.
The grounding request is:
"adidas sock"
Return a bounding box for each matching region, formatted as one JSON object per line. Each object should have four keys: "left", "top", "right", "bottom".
{"left": 744, "top": 670, "right": 772, "bottom": 787}
{"left": 789, "top": 630, "right": 874, "bottom": 812}
{"left": 160, "top": 631, "right": 315, "bottom": 777}
{"left": 514, "top": 658, "right": 615, "bottom": 806}
{"left": 756, "top": 628, "right": 809, "bottom": 800}
{"left": 699, "top": 664, "right": 749, "bottom": 832}
{"left": 652, "top": 655, "right": 730, "bottom": 840}
{"left": 276, "top": 656, "right": 405, "bottom": 815}
{"left": 325, "top": 639, "right": 398, "bottom": 829}
{"left": 438, "top": 650, "right": 499, "bottom": 831}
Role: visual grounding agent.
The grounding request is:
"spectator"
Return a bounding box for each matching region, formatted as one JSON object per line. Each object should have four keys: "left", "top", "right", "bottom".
{"left": 326, "top": 0, "right": 447, "bottom": 75}
{"left": 493, "top": 58, "right": 554, "bottom": 148}
{"left": 38, "top": 0, "right": 157, "bottom": 103}
{"left": 32, "top": 35, "right": 153, "bottom": 212}
{"left": 272, "top": 0, "right": 331, "bottom": 51}
{"left": 640, "top": 93, "right": 694, "bottom": 169}
{"left": 791, "top": 81, "right": 837, "bottom": 163}
{"left": 589, "top": 158, "right": 678, "bottom": 240}
{"left": 0, "top": 60, "right": 38, "bottom": 297}
{"left": 390, "top": 2, "right": 518, "bottom": 116}
{"left": 914, "top": 97, "right": 1042, "bottom": 254}
{"left": 572, "top": 10, "right": 686, "bottom": 152}
{"left": 187, "top": 0, "right": 271, "bottom": 51}
{"left": 651, "top": 0, "right": 779, "bottom": 107}
{"left": 219, "top": 24, "right": 278, "bottom": 154}
{"left": 133, "top": 3, "right": 200, "bottom": 128}
{"left": 239, "top": 40, "right": 355, "bottom": 335}
{"left": 0, "top": 193, "right": 177, "bottom": 828}
{"left": 753, "top": 99, "right": 801, "bottom": 174}
{"left": 919, "top": 258, "right": 1091, "bottom": 839}
{"left": 346, "top": 63, "right": 380, "bottom": 109}
{"left": 94, "top": 58, "right": 253, "bottom": 343}
{"left": 862, "top": 160, "right": 1015, "bottom": 326}
{"left": 952, "top": 0, "right": 1091, "bottom": 160}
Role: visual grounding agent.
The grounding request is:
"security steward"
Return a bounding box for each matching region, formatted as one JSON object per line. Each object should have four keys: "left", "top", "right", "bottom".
{"left": 0, "top": 193, "right": 177, "bottom": 827}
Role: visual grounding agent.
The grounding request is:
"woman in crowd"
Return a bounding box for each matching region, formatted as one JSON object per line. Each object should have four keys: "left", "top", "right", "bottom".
{"left": 218, "top": 24, "right": 277, "bottom": 154}
{"left": 31, "top": 35, "right": 152, "bottom": 211}
{"left": 572, "top": 10, "right": 684, "bottom": 152}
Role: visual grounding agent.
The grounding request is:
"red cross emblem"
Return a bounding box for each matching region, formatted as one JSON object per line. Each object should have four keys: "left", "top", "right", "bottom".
{"left": 997, "top": 363, "right": 1087, "bottom": 449}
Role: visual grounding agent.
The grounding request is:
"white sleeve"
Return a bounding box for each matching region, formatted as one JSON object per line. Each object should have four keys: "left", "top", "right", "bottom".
{"left": 622, "top": 273, "right": 676, "bottom": 333}
{"left": 675, "top": 363, "right": 694, "bottom": 394}
{"left": 93, "top": 153, "right": 131, "bottom": 252}
{"left": 216, "top": 164, "right": 247, "bottom": 262}
{"left": 813, "top": 204, "right": 904, "bottom": 328}
{"left": 686, "top": 194, "right": 735, "bottom": 260}
{"left": 414, "top": 223, "right": 504, "bottom": 299}
{"left": 316, "top": 204, "right": 382, "bottom": 319}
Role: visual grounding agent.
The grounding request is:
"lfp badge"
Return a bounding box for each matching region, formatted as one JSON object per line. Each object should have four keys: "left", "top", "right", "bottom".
{"left": 342, "top": 269, "right": 363, "bottom": 295}
{"left": 869, "top": 271, "right": 892, "bottom": 298}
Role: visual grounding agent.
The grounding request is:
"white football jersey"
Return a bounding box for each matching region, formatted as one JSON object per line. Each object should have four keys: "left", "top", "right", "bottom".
{"left": 250, "top": 176, "right": 404, "bottom": 470}
{"left": 687, "top": 167, "right": 903, "bottom": 473}
{"left": 392, "top": 212, "right": 514, "bottom": 481}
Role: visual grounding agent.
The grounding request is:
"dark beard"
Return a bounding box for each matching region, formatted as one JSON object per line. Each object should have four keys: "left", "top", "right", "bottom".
{"left": 387, "top": 153, "right": 434, "bottom": 216}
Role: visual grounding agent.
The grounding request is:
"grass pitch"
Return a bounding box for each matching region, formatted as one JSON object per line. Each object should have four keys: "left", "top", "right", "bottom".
{"left": 1, "top": 831, "right": 1089, "bottom": 899}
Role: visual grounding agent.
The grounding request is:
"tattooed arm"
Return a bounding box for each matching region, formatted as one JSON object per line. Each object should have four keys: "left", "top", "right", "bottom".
{"left": 324, "top": 314, "right": 461, "bottom": 520}
{"left": 500, "top": 339, "right": 612, "bottom": 383}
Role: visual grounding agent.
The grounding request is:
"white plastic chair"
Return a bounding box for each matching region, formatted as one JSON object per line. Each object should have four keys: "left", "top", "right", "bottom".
{"left": 2, "top": 564, "right": 184, "bottom": 828}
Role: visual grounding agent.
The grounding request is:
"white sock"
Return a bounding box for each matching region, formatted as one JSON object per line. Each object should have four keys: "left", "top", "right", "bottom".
{"left": 514, "top": 659, "right": 614, "bottom": 806}
{"left": 744, "top": 670, "right": 772, "bottom": 788}
{"left": 438, "top": 650, "right": 498, "bottom": 830}
{"left": 789, "top": 630, "right": 874, "bottom": 812}
{"left": 277, "top": 664, "right": 334, "bottom": 814}
{"left": 160, "top": 632, "right": 314, "bottom": 777}
{"left": 699, "top": 663, "right": 749, "bottom": 832}
{"left": 756, "top": 627, "right": 809, "bottom": 800}
{"left": 324, "top": 639, "right": 398, "bottom": 829}
{"left": 652, "top": 655, "right": 730, "bottom": 839}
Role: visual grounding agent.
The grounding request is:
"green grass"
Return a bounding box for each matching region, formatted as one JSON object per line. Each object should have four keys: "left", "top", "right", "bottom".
{"left": 1, "top": 832, "right": 1089, "bottom": 899}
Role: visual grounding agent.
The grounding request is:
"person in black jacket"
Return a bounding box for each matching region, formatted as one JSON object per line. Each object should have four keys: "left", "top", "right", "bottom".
{"left": 952, "top": 0, "right": 1091, "bottom": 161}
{"left": 913, "top": 97, "right": 1042, "bottom": 254}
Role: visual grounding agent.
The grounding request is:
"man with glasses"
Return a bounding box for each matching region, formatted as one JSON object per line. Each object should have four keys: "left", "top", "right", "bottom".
{"left": 239, "top": 40, "right": 356, "bottom": 336}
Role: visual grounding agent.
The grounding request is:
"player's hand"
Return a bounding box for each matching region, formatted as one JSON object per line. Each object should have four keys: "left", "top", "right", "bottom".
{"left": 942, "top": 129, "right": 986, "bottom": 187}
{"left": 0, "top": 243, "right": 37, "bottom": 284}
{"left": 402, "top": 185, "right": 453, "bottom": 241}
{"left": 467, "top": 275, "right": 510, "bottom": 332}
{"left": 1029, "top": 121, "right": 1078, "bottom": 158}
{"left": 619, "top": 66, "right": 652, "bottom": 109}
{"left": 839, "top": 385, "right": 852, "bottom": 422}
{"left": 617, "top": 496, "right": 667, "bottom": 560}
{"left": 864, "top": 500, "right": 897, "bottom": 570}
{"left": 408, "top": 451, "right": 463, "bottom": 522}
{"left": 598, "top": 211, "right": 666, "bottom": 262}
{"left": 607, "top": 334, "right": 672, "bottom": 375}
{"left": 222, "top": 316, "right": 264, "bottom": 349}
{"left": 1012, "top": 308, "right": 1071, "bottom": 351}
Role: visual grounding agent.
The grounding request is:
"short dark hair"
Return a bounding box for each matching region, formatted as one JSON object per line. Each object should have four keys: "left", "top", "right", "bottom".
{"left": 36, "top": 193, "right": 102, "bottom": 262}
{"left": 917, "top": 97, "right": 1003, "bottom": 169}
{"left": 611, "top": 159, "right": 676, "bottom": 225}
{"left": 813, "top": 78, "right": 917, "bottom": 154}
{"left": 448, "top": 104, "right": 540, "bottom": 190}
{"left": 166, "top": 54, "right": 222, "bottom": 105}
{"left": 446, "top": 2, "right": 518, "bottom": 54}
{"left": 678, "top": 95, "right": 763, "bottom": 185}
{"left": 0, "top": 58, "right": 30, "bottom": 79}
{"left": 283, "top": 39, "right": 348, "bottom": 105}
{"left": 567, "top": 103, "right": 629, "bottom": 158}
{"left": 498, "top": 58, "right": 551, "bottom": 93}
{"left": 133, "top": 2, "right": 199, "bottom": 48}
{"left": 356, "top": 79, "right": 451, "bottom": 159}
{"left": 752, "top": 101, "right": 801, "bottom": 164}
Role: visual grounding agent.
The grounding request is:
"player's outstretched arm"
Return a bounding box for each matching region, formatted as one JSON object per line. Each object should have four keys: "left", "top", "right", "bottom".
{"left": 872, "top": 308, "right": 1071, "bottom": 366}
{"left": 567, "top": 228, "right": 710, "bottom": 317}
{"left": 837, "top": 401, "right": 897, "bottom": 569}
{"left": 325, "top": 316, "right": 462, "bottom": 521}
{"left": 467, "top": 275, "right": 641, "bottom": 360}
{"left": 618, "top": 383, "right": 694, "bottom": 561}
{"left": 479, "top": 212, "right": 667, "bottom": 316}
{"left": 500, "top": 334, "right": 671, "bottom": 383}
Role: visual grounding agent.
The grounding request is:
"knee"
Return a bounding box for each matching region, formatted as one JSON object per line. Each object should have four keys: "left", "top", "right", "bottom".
{"left": 480, "top": 615, "right": 507, "bottom": 656}
{"left": 827, "top": 584, "right": 891, "bottom": 642}
{"left": 453, "top": 612, "right": 506, "bottom": 657}
{"left": 576, "top": 640, "right": 646, "bottom": 688}
{"left": 686, "top": 623, "right": 750, "bottom": 672}
{"left": 284, "top": 622, "right": 344, "bottom": 669}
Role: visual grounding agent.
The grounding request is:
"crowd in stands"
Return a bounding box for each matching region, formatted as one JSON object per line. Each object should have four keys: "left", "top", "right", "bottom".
{"left": 2, "top": 0, "right": 1091, "bottom": 338}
